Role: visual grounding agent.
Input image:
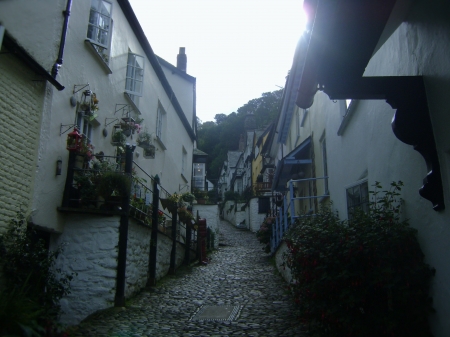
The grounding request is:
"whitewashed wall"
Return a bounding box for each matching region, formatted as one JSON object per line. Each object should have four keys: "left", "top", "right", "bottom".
{"left": 55, "top": 214, "right": 191, "bottom": 325}
{"left": 55, "top": 215, "right": 120, "bottom": 326}
{"left": 193, "top": 204, "right": 220, "bottom": 248}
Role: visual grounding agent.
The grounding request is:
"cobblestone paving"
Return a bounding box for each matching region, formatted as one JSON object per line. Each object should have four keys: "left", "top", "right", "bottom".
{"left": 71, "top": 220, "right": 306, "bottom": 336}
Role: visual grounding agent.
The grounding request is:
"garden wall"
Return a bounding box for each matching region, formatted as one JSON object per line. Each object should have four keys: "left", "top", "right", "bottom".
{"left": 55, "top": 213, "right": 192, "bottom": 326}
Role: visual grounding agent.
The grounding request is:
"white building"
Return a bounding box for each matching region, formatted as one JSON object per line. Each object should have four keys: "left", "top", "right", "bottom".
{"left": 271, "top": 0, "right": 450, "bottom": 335}
{"left": 0, "top": 0, "right": 196, "bottom": 325}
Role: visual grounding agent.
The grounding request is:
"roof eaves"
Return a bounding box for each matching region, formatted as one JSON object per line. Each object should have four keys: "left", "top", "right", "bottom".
{"left": 117, "top": 0, "right": 196, "bottom": 142}
{"left": 3, "top": 32, "right": 65, "bottom": 91}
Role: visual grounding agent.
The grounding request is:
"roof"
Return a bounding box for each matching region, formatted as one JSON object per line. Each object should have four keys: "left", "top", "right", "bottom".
{"left": 2, "top": 31, "right": 64, "bottom": 91}
{"left": 156, "top": 55, "right": 196, "bottom": 83}
{"left": 117, "top": 0, "right": 196, "bottom": 141}
{"left": 227, "top": 151, "right": 242, "bottom": 168}
{"left": 277, "top": 35, "right": 308, "bottom": 144}
{"left": 193, "top": 148, "right": 208, "bottom": 156}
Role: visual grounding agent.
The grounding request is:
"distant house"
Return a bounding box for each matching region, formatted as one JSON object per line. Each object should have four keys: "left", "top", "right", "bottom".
{"left": 0, "top": 0, "right": 196, "bottom": 325}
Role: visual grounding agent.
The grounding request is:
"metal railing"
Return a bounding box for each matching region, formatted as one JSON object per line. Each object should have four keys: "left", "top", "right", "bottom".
{"left": 270, "top": 176, "right": 328, "bottom": 252}
{"left": 61, "top": 152, "right": 197, "bottom": 247}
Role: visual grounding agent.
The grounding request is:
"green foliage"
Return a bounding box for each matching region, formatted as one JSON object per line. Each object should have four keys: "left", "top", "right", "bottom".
{"left": 0, "top": 212, "right": 75, "bottom": 335}
{"left": 256, "top": 217, "right": 274, "bottom": 253}
{"left": 283, "top": 182, "right": 435, "bottom": 337}
{"left": 97, "top": 172, "right": 131, "bottom": 198}
{"left": 196, "top": 90, "right": 282, "bottom": 180}
{"left": 223, "top": 190, "right": 240, "bottom": 201}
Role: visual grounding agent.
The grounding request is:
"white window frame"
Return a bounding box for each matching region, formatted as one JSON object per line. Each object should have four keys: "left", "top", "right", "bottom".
{"left": 77, "top": 113, "right": 93, "bottom": 144}
{"left": 125, "top": 52, "right": 144, "bottom": 97}
{"left": 156, "top": 103, "right": 166, "bottom": 144}
{"left": 87, "top": 0, "right": 112, "bottom": 49}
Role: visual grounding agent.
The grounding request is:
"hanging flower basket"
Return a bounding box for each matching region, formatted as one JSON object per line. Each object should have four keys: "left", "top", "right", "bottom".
{"left": 160, "top": 198, "right": 177, "bottom": 214}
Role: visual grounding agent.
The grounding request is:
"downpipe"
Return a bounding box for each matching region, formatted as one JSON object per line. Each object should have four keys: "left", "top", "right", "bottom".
{"left": 52, "top": 0, "right": 72, "bottom": 78}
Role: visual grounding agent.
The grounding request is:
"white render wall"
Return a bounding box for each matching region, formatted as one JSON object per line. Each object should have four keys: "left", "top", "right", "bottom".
{"left": 248, "top": 198, "right": 266, "bottom": 233}
{"left": 193, "top": 204, "right": 220, "bottom": 248}
{"left": 54, "top": 214, "right": 190, "bottom": 326}
{"left": 0, "top": 0, "right": 195, "bottom": 233}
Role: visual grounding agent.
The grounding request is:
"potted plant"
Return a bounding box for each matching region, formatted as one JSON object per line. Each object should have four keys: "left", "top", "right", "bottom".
{"left": 181, "top": 192, "right": 195, "bottom": 203}
{"left": 136, "top": 131, "right": 153, "bottom": 148}
{"left": 97, "top": 172, "right": 131, "bottom": 210}
{"left": 111, "top": 128, "right": 126, "bottom": 147}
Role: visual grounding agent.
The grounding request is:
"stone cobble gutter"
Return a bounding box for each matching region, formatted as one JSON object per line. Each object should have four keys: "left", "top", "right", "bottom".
{"left": 70, "top": 220, "right": 306, "bottom": 336}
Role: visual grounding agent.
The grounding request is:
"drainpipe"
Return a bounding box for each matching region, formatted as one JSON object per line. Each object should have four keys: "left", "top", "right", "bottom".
{"left": 52, "top": 0, "right": 72, "bottom": 78}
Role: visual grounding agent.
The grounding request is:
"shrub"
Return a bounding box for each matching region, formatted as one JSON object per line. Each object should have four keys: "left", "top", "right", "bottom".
{"left": 0, "top": 212, "right": 75, "bottom": 335}
{"left": 283, "top": 182, "right": 435, "bottom": 337}
{"left": 256, "top": 217, "right": 274, "bottom": 253}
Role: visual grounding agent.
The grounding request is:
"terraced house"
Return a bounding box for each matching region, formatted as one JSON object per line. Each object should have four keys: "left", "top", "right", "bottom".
{"left": 268, "top": 0, "right": 450, "bottom": 336}
{"left": 0, "top": 0, "right": 197, "bottom": 325}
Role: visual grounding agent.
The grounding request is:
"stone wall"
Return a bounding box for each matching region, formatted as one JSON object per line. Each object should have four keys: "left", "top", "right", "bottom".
{"left": 55, "top": 214, "right": 192, "bottom": 326}
{"left": 126, "top": 220, "right": 151, "bottom": 297}
{"left": 55, "top": 215, "right": 120, "bottom": 326}
{"left": 221, "top": 199, "right": 265, "bottom": 232}
{"left": 274, "top": 241, "right": 292, "bottom": 283}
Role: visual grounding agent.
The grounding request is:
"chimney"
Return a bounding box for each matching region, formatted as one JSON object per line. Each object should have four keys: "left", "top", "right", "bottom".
{"left": 177, "top": 47, "right": 187, "bottom": 72}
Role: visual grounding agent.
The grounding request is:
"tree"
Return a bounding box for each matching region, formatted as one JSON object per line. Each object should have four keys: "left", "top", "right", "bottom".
{"left": 214, "top": 113, "right": 227, "bottom": 124}
{"left": 197, "top": 90, "right": 282, "bottom": 181}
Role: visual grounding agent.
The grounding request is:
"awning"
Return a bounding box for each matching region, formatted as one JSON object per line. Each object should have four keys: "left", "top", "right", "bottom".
{"left": 272, "top": 137, "right": 312, "bottom": 191}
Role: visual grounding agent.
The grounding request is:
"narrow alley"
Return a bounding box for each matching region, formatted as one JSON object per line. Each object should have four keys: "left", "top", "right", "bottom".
{"left": 71, "top": 220, "right": 306, "bottom": 337}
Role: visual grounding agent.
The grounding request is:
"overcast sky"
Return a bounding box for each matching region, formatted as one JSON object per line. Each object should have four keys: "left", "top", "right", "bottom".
{"left": 129, "top": 0, "right": 307, "bottom": 123}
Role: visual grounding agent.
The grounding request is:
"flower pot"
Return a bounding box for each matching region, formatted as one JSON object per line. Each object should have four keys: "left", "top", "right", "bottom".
{"left": 160, "top": 199, "right": 177, "bottom": 213}
{"left": 123, "top": 129, "right": 132, "bottom": 137}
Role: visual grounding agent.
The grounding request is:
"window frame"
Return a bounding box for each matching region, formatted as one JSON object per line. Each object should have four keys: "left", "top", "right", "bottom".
{"left": 87, "top": 0, "right": 113, "bottom": 49}
{"left": 155, "top": 103, "right": 166, "bottom": 144}
{"left": 76, "top": 113, "right": 93, "bottom": 144}
{"left": 125, "top": 52, "right": 145, "bottom": 97}
{"left": 346, "top": 179, "right": 369, "bottom": 219}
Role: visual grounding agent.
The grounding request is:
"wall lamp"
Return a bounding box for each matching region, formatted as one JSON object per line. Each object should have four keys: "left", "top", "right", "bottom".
{"left": 56, "top": 156, "right": 62, "bottom": 176}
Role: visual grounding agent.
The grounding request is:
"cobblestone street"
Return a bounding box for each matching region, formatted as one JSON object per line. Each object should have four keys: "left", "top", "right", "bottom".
{"left": 71, "top": 220, "right": 306, "bottom": 336}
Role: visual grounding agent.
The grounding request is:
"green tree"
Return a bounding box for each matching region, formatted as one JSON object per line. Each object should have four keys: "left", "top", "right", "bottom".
{"left": 197, "top": 90, "right": 282, "bottom": 181}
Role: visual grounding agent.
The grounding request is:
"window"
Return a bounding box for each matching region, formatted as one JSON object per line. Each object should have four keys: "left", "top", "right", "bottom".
{"left": 76, "top": 113, "right": 93, "bottom": 143}
{"left": 193, "top": 163, "right": 205, "bottom": 189}
{"left": 125, "top": 52, "right": 144, "bottom": 96}
{"left": 346, "top": 181, "right": 369, "bottom": 219}
{"left": 156, "top": 104, "right": 166, "bottom": 142}
{"left": 87, "top": 0, "right": 112, "bottom": 48}
{"left": 320, "top": 135, "right": 329, "bottom": 194}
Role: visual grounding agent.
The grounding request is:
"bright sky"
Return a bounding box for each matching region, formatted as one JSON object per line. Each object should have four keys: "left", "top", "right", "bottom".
{"left": 129, "top": 0, "right": 307, "bottom": 123}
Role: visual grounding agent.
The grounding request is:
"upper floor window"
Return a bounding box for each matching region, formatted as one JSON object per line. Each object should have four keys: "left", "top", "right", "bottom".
{"left": 125, "top": 52, "right": 144, "bottom": 96}
{"left": 76, "top": 113, "right": 93, "bottom": 144}
{"left": 87, "top": 0, "right": 112, "bottom": 48}
{"left": 156, "top": 104, "right": 166, "bottom": 143}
